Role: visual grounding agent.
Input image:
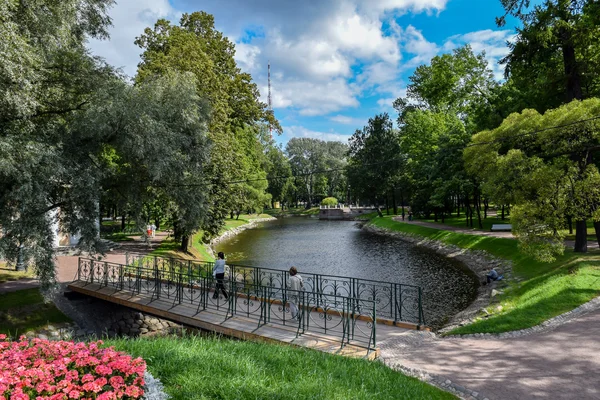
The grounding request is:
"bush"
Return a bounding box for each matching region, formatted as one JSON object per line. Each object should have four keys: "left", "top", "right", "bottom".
{"left": 0, "top": 335, "right": 146, "bottom": 399}
{"left": 321, "top": 197, "right": 338, "bottom": 206}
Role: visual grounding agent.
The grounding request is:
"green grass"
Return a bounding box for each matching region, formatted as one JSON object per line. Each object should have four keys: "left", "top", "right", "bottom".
{"left": 419, "top": 213, "right": 511, "bottom": 232}
{"left": 107, "top": 336, "right": 455, "bottom": 400}
{"left": 150, "top": 214, "right": 272, "bottom": 262}
{"left": 368, "top": 215, "right": 600, "bottom": 334}
{"left": 0, "top": 288, "right": 71, "bottom": 336}
{"left": 102, "top": 232, "right": 137, "bottom": 242}
{"left": 0, "top": 268, "right": 35, "bottom": 283}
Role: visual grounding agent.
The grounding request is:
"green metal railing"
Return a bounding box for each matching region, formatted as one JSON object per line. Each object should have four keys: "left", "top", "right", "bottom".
{"left": 123, "top": 252, "right": 426, "bottom": 326}
{"left": 77, "top": 257, "right": 377, "bottom": 352}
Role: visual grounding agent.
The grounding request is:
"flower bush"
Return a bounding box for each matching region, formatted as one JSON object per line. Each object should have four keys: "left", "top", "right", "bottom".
{"left": 0, "top": 334, "right": 146, "bottom": 400}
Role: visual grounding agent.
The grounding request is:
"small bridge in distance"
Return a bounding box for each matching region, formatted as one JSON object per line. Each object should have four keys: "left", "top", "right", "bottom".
{"left": 68, "top": 254, "right": 427, "bottom": 359}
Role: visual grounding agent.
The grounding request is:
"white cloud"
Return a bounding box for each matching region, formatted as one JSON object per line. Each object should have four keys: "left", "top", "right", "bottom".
{"left": 87, "top": 0, "right": 181, "bottom": 78}
{"left": 399, "top": 25, "right": 440, "bottom": 69}
{"left": 443, "top": 29, "right": 515, "bottom": 80}
{"left": 330, "top": 115, "right": 366, "bottom": 126}
{"left": 234, "top": 43, "right": 261, "bottom": 73}
{"left": 283, "top": 126, "right": 350, "bottom": 143}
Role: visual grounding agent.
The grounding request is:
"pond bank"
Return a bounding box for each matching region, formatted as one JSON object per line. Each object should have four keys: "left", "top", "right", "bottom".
{"left": 361, "top": 223, "right": 511, "bottom": 333}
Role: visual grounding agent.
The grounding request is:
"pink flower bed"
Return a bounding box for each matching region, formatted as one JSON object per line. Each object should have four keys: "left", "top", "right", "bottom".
{"left": 0, "top": 334, "right": 146, "bottom": 400}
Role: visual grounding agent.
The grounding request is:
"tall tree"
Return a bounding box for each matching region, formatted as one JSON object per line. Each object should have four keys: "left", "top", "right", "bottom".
{"left": 499, "top": 0, "right": 600, "bottom": 108}
{"left": 347, "top": 114, "right": 403, "bottom": 214}
{"left": 286, "top": 138, "right": 327, "bottom": 208}
{"left": 135, "top": 12, "right": 280, "bottom": 244}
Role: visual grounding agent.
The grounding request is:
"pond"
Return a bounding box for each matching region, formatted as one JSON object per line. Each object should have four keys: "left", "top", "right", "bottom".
{"left": 215, "top": 216, "right": 479, "bottom": 329}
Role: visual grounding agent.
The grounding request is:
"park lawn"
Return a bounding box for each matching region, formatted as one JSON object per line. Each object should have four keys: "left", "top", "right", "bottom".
{"left": 368, "top": 215, "right": 600, "bottom": 334}
{"left": 107, "top": 336, "right": 455, "bottom": 400}
{"left": 0, "top": 267, "right": 35, "bottom": 283}
{"left": 150, "top": 214, "right": 272, "bottom": 262}
{"left": 0, "top": 288, "right": 71, "bottom": 337}
{"left": 419, "top": 213, "right": 511, "bottom": 232}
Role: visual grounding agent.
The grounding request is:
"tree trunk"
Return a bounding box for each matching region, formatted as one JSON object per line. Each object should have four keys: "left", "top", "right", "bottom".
{"left": 475, "top": 190, "right": 483, "bottom": 229}
{"left": 392, "top": 190, "right": 397, "bottom": 215}
{"left": 181, "top": 235, "right": 190, "bottom": 252}
{"left": 230, "top": 211, "right": 234, "bottom": 219}
{"left": 434, "top": 210, "right": 438, "bottom": 222}
{"left": 385, "top": 194, "right": 390, "bottom": 215}
{"left": 236, "top": 211, "right": 240, "bottom": 220}
{"left": 441, "top": 209, "right": 445, "bottom": 223}
{"left": 121, "top": 213, "right": 126, "bottom": 232}
{"left": 155, "top": 218, "right": 160, "bottom": 231}
{"left": 594, "top": 220, "right": 600, "bottom": 248}
{"left": 574, "top": 219, "right": 588, "bottom": 253}
{"left": 484, "top": 199, "right": 489, "bottom": 219}
{"left": 457, "top": 195, "right": 460, "bottom": 218}
{"left": 501, "top": 205, "right": 505, "bottom": 221}
{"left": 561, "top": 28, "right": 583, "bottom": 102}
{"left": 567, "top": 215, "right": 573, "bottom": 234}
{"left": 376, "top": 206, "right": 383, "bottom": 218}
{"left": 400, "top": 190, "right": 405, "bottom": 220}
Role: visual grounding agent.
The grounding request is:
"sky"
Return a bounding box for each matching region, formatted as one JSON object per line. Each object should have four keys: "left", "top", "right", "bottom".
{"left": 87, "top": 0, "right": 521, "bottom": 146}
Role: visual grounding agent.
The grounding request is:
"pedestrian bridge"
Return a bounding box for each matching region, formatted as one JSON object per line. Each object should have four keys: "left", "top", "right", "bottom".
{"left": 68, "top": 255, "right": 427, "bottom": 359}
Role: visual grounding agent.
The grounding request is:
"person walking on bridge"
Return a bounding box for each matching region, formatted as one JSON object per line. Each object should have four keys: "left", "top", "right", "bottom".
{"left": 288, "top": 266, "right": 304, "bottom": 319}
{"left": 212, "top": 252, "right": 229, "bottom": 300}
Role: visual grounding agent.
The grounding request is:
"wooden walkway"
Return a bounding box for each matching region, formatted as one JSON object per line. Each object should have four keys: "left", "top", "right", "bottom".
{"left": 68, "top": 281, "right": 385, "bottom": 359}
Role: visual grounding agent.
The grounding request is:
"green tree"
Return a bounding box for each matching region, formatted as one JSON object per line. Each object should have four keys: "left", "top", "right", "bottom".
{"left": 465, "top": 99, "right": 600, "bottom": 258}
{"left": 286, "top": 138, "right": 327, "bottom": 208}
{"left": 135, "top": 11, "right": 280, "bottom": 244}
{"left": 499, "top": 0, "right": 600, "bottom": 108}
{"left": 347, "top": 114, "right": 403, "bottom": 215}
{"left": 264, "top": 145, "right": 293, "bottom": 208}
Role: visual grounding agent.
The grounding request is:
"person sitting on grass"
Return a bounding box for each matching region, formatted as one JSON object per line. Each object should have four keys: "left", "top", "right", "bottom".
{"left": 485, "top": 268, "right": 503, "bottom": 285}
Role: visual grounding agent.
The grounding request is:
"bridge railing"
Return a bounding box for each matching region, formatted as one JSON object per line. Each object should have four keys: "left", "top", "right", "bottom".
{"left": 123, "top": 253, "right": 425, "bottom": 326}
{"left": 76, "top": 258, "right": 377, "bottom": 352}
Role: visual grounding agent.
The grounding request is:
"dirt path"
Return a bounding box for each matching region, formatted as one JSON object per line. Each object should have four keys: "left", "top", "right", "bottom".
{"left": 380, "top": 308, "right": 600, "bottom": 399}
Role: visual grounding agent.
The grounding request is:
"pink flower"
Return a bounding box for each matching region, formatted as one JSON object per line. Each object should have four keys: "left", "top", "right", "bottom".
{"left": 109, "top": 375, "right": 124, "bottom": 390}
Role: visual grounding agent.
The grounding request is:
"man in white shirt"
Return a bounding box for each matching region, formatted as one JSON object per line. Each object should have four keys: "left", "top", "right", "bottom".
{"left": 288, "top": 266, "right": 304, "bottom": 319}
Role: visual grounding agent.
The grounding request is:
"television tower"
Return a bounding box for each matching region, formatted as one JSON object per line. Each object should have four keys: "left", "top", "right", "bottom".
{"left": 268, "top": 61, "right": 273, "bottom": 139}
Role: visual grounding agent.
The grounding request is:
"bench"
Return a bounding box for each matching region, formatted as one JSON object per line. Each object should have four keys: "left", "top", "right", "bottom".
{"left": 491, "top": 224, "right": 512, "bottom": 232}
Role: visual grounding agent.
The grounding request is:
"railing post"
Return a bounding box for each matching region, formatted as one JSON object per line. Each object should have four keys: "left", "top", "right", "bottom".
{"left": 77, "top": 258, "right": 81, "bottom": 281}
{"left": 136, "top": 263, "right": 141, "bottom": 294}
{"left": 177, "top": 272, "right": 183, "bottom": 305}
{"left": 103, "top": 262, "right": 108, "bottom": 288}
{"left": 393, "top": 283, "right": 398, "bottom": 323}
{"left": 125, "top": 252, "right": 129, "bottom": 267}
{"left": 119, "top": 264, "right": 124, "bottom": 291}
{"left": 155, "top": 262, "right": 160, "bottom": 300}
{"left": 418, "top": 287, "right": 424, "bottom": 326}
{"left": 372, "top": 300, "right": 377, "bottom": 349}
{"left": 90, "top": 260, "right": 94, "bottom": 284}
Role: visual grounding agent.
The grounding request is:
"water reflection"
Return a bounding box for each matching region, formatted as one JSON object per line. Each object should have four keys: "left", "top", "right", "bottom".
{"left": 216, "top": 217, "right": 478, "bottom": 328}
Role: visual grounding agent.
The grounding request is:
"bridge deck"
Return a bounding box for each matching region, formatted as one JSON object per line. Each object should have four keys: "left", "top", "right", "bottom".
{"left": 68, "top": 281, "right": 389, "bottom": 359}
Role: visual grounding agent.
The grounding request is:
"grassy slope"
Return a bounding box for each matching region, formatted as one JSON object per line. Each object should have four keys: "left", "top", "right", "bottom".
{"left": 369, "top": 215, "right": 600, "bottom": 334}
{"left": 150, "top": 214, "right": 273, "bottom": 262}
{"left": 264, "top": 207, "right": 320, "bottom": 217}
{"left": 107, "top": 336, "right": 455, "bottom": 400}
{"left": 0, "top": 288, "right": 71, "bottom": 336}
{"left": 0, "top": 267, "right": 35, "bottom": 283}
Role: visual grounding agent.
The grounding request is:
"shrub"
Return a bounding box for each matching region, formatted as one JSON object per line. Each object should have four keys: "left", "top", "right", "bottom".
{"left": 0, "top": 335, "right": 146, "bottom": 399}
{"left": 321, "top": 197, "right": 338, "bottom": 206}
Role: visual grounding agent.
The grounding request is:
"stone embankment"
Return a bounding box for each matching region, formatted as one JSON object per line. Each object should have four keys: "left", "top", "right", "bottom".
{"left": 361, "top": 223, "right": 512, "bottom": 332}
{"left": 208, "top": 216, "right": 277, "bottom": 257}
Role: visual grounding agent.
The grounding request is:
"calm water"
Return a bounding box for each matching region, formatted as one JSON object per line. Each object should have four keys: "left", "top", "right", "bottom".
{"left": 215, "top": 217, "right": 478, "bottom": 328}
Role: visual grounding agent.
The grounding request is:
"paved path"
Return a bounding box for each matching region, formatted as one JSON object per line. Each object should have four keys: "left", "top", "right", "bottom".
{"left": 0, "top": 232, "right": 168, "bottom": 294}
{"left": 395, "top": 217, "right": 599, "bottom": 249}
{"left": 380, "top": 308, "right": 600, "bottom": 400}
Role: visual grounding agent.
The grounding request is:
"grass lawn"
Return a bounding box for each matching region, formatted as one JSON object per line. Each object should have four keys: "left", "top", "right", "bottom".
{"left": 107, "top": 336, "right": 455, "bottom": 400}
{"left": 0, "top": 267, "right": 35, "bottom": 283}
{"left": 368, "top": 215, "right": 600, "bottom": 335}
{"left": 0, "top": 288, "right": 71, "bottom": 337}
{"left": 419, "top": 213, "right": 511, "bottom": 232}
{"left": 150, "top": 214, "right": 272, "bottom": 262}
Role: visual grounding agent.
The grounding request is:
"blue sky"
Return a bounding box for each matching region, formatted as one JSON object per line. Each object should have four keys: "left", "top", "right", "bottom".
{"left": 87, "top": 0, "right": 521, "bottom": 146}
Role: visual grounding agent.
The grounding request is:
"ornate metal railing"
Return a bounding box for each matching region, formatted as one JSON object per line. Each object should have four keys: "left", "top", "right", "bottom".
{"left": 77, "top": 258, "right": 377, "bottom": 352}
{"left": 122, "top": 253, "right": 425, "bottom": 326}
